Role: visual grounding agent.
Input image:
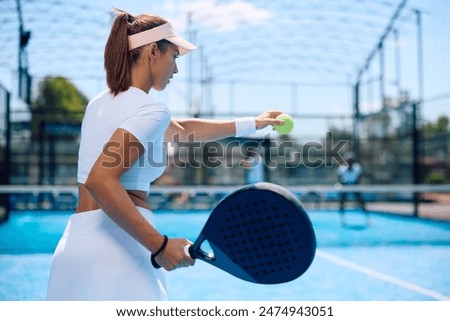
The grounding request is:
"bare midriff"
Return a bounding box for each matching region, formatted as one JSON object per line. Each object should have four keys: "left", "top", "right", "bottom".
{"left": 75, "top": 184, "right": 150, "bottom": 213}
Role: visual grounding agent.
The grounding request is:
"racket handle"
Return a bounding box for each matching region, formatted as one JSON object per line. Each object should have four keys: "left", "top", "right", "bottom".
{"left": 184, "top": 244, "right": 194, "bottom": 258}
{"left": 151, "top": 255, "right": 161, "bottom": 269}
{"left": 151, "top": 244, "right": 195, "bottom": 269}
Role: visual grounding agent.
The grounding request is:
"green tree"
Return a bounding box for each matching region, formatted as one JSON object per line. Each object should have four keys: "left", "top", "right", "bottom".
{"left": 423, "top": 115, "right": 449, "bottom": 135}
{"left": 31, "top": 76, "right": 88, "bottom": 138}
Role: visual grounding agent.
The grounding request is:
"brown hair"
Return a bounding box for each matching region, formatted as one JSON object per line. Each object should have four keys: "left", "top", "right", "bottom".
{"left": 104, "top": 8, "right": 172, "bottom": 96}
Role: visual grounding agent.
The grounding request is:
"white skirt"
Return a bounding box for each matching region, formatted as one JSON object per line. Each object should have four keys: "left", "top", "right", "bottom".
{"left": 46, "top": 207, "right": 167, "bottom": 301}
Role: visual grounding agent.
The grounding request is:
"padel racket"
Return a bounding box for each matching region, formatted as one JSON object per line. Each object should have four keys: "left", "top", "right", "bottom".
{"left": 154, "top": 182, "right": 316, "bottom": 284}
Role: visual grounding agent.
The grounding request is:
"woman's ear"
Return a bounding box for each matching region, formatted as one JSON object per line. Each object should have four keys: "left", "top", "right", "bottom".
{"left": 147, "top": 43, "right": 159, "bottom": 60}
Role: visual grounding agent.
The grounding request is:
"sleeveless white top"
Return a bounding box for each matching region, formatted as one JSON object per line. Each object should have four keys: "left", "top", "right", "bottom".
{"left": 77, "top": 87, "right": 170, "bottom": 191}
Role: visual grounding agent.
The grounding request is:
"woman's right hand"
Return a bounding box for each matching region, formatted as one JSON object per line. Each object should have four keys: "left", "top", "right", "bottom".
{"left": 154, "top": 238, "right": 195, "bottom": 271}
{"left": 255, "top": 110, "right": 285, "bottom": 129}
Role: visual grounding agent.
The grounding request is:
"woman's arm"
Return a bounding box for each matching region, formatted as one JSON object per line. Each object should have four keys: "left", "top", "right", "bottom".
{"left": 84, "top": 128, "right": 193, "bottom": 270}
{"left": 165, "top": 110, "right": 285, "bottom": 142}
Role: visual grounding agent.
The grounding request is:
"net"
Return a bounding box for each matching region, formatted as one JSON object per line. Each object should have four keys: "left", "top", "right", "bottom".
{"left": 294, "top": 184, "right": 450, "bottom": 222}
{"left": 1, "top": 184, "right": 450, "bottom": 221}
{"left": 2, "top": 184, "right": 450, "bottom": 253}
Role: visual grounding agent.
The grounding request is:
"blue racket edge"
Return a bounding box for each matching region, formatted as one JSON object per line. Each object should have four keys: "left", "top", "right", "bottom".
{"left": 190, "top": 183, "right": 316, "bottom": 284}
{"left": 152, "top": 182, "right": 316, "bottom": 284}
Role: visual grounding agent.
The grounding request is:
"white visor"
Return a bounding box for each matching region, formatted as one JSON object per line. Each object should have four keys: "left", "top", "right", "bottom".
{"left": 128, "top": 22, "right": 196, "bottom": 56}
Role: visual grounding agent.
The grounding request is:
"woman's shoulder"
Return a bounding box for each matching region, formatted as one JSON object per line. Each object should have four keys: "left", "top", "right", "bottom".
{"left": 86, "top": 89, "right": 110, "bottom": 106}
{"left": 86, "top": 87, "right": 169, "bottom": 117}
{"left": 123, "top": 87, "right": 157, "bottom": 101}
{"left": 122, "top": 87, "right": 168, "bottom": 111}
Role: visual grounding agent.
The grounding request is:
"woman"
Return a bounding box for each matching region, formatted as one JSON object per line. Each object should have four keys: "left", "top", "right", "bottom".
{"left": 46, "top": 9, "right": 284, "bottom": 300}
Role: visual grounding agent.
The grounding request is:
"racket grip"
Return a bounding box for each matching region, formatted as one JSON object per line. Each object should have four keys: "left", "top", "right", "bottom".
{"left": 184, "top": 244, "right": 194, "bottom": 258}
{"left": 151, "top": 255, "right": 161, "bottom": 269}
{"left": 151, "top": 244, "right": 195, "bottom": 269}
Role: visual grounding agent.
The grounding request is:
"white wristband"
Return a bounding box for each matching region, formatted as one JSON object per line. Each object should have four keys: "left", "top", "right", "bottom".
{"left": 234, "top": 117, "right": 256, "bottom": 137}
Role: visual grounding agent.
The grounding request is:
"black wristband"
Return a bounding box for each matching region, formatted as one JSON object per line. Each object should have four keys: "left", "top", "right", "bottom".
{"left": 150, "top": 235, "right": 168, "bottom": 268}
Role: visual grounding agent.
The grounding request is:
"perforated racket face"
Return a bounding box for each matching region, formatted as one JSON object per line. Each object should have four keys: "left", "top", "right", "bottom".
{"left": 193, "top": 183, "right": 316, "bottom": 284}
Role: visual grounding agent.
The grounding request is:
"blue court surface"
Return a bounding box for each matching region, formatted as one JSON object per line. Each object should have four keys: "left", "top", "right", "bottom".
{"left": 1, "top": 209, "right": 449, "bottom": 301}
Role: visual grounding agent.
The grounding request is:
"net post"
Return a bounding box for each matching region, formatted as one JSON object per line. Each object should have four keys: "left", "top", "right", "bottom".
{"left": 353, "top": 81, "right": 360, "bottom": 159}
{"left": 412, "top": 102, "right": 420, "bottom": 217}
{"left": 0, "top": 86, "right": 11, "bottom": 223}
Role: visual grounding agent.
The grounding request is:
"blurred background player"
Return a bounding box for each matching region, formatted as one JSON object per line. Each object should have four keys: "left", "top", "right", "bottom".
{"left": 241, "top": 150, "right": 265, "bottom": 184}
{"left": 337, "top": 152, "right": 370, "bottom": 227}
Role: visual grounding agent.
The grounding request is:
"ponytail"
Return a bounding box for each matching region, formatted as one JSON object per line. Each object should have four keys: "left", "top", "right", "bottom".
{"left": 104, "top": 8, "right": 169, "bottom": 96}
{"left": 104, "top": 9, "right": 133, "bottom": 96}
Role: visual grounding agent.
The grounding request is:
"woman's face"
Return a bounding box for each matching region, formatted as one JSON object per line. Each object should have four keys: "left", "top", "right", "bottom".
{"left": 151, "top": 44, "right": 179, "bottom": 91}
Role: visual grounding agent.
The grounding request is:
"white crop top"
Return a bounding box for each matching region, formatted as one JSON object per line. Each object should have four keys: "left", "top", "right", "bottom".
{"left": 77, "top": 87, "right": 171, "bottom": 192}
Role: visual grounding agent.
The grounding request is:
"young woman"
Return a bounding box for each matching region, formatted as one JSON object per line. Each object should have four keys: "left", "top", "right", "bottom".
{"left": 46, "top": 9, "right": 284, "bottom": 300}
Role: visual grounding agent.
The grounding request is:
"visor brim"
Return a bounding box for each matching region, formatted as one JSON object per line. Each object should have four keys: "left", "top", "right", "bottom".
{"left": 166, "top": 35, "right": 197, "bottom": 56}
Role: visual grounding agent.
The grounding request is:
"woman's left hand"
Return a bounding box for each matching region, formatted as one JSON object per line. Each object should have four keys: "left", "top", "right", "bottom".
{"left": 255, "top": 110, "right": 286, "bottom": 130}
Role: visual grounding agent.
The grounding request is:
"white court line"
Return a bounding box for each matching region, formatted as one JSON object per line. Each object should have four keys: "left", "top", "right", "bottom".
{"left": 316, "top": 249, "right": 450, "bottom": 301}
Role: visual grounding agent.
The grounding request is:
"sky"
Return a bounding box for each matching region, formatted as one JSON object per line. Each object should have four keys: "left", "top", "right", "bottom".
{"left": 1, "top": 0, "right": 449, "bottom": 139}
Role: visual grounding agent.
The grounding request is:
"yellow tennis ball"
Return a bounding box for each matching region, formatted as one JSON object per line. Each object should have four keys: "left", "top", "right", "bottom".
{"left": 274, "top": 114, "right": 294, "bottom": 135}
